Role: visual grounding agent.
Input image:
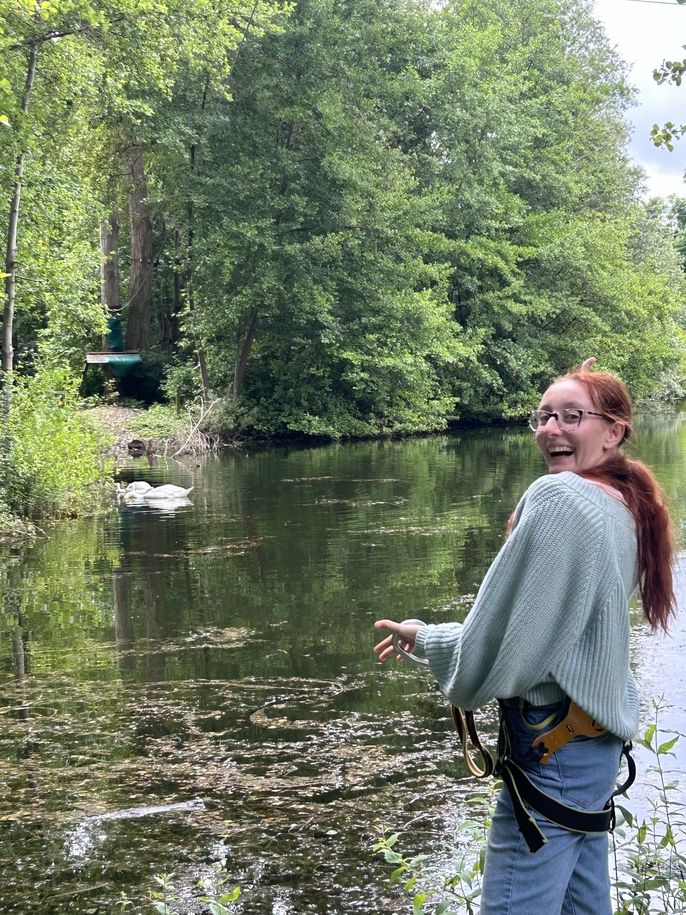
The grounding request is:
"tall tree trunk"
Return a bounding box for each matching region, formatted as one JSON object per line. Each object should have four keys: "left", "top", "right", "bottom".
{"left": 171, "top": 228, "right": 182, "bottom": 347}
{"left": 186, "top": 215, "right": 210, "bottom": 396}
{"left": 232, "top": 308, "right": 258, "bottom": 404}
{"left": 2, "top": 40, "right": 38, "bottom": 404}
{"left": 100, "top": 213, "right": 120, "bottom": 348}
{"left": 185, "top": 81, "right": 211, "bottom": 397}
{"left": 125, "top": 144, "right": 152, "bottom": 352}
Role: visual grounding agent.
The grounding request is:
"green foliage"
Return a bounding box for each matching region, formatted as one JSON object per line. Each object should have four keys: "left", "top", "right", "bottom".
{"left": 182, "top": 0, "right": 686, "bottom": 433}
{"left": 197, "top": 873, "right": 241, "bottom": 915}
{"left": 127, "top": 401, "right": 218, "bottom": 453}
{"left": 651, "top": 51, "right": 686, "bottom": 149}
{"left": 127, "top": 403, "right": 188, "bottom": 441}
{"left": 0, "top": 498, "right": 36, "bottom": 542}
{"left": 2, "top": 0, "right": 685, "bottom": 439}
{"left": 1, "top": 365, "right": 113, "bottom": 518}
{"left": 117, "top": 866, "right": 241, "bottom": 914}
{"left": 371, "top": 783, "right": 497, "bottom": 914}
{"left": 612, "top": 699, "right": 686, "bottom": 914}
{"left": 150, "top": 872, "right": 179, "bottom": 915}
{"left": 651, "top": 122, "right": 686, "bottom": 153}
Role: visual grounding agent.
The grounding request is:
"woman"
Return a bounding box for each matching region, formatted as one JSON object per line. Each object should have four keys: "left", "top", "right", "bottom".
{"left": 373, "top": 365, "right": 675, "bottom": 915}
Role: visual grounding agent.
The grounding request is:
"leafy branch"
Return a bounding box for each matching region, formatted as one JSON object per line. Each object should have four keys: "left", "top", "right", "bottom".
{"left": 652, "top": 52, "right": 686, "bottom": 149}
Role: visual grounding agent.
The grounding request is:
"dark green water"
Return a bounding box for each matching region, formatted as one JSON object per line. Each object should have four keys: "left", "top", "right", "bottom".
{"left": 1, "top": 418, "right": 685, "bottom": 913}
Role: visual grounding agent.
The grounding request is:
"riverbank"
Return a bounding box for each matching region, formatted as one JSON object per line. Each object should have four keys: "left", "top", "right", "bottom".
{"left": 0, "top": 507, "right": 37, "bottom": 544}
{"left": 86, "top": 403, "right": 217, "bottom": 459}
{"left": 86, "top": 404, "right": 147, "bottom": 455}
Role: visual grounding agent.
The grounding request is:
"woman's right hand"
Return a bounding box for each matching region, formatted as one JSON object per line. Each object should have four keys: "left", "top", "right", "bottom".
{"left": 373, "top": 619, "right": 424, "bottom": 662}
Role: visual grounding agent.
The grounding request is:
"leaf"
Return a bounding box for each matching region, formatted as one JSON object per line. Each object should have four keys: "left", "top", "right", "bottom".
{"left": 616, "top": 805, "right": 633, "bottom": 827}
{"left": 656, "top": 736, "right": 679, "bottom": 755}
{"left": 208, "top": 904, "right": 228, "bottom": 915}
{"left": 640, "top": 876, "right": 669, "bottom": 890}
{"left": 390, "top": 865, "right": 408, "bottom": 884}
{"left": 412, "top": 891, "right": 429, "bottom": 914}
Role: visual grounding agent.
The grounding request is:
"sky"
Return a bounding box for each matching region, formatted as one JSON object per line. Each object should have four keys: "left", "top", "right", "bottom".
{"left": 593, "top": 0, "right": 686, "bottom": 198}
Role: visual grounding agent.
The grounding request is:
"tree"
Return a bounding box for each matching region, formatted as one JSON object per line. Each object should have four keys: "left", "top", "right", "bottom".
{"left": 2, "top": 4, "right": 39, "bottom": 395}
{"left": 2, "top": 0, "right": 683, "bottom": 440}
{"left": 179, "top": 0, "right": 470, "bottom": 435}
{"left": 0, "top": 0, "right": 287, "bottom": 386}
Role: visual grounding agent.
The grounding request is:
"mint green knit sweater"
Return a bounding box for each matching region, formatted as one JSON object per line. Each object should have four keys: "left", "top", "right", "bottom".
{"left": 413, "top": 472, "right": 639, "bottom": 741}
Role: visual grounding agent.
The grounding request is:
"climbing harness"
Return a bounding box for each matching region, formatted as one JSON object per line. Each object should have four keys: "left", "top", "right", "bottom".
{"left": 450, "top": 704, "right": 496, "bottom": 778}
{"left": 391, "top": 629, "right": 636, "bottom": 853}
{"left": 496, "top": 700, "right": 636, "bottom": 852}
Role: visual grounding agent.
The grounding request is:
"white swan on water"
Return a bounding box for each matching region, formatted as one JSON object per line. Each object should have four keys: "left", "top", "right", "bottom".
{"left": 116, "top": 481, "right": 193, "bottom": 502}
{"left": 124, "top": 481, "right": 152, "bottom": 494}
{"left": 143, "top": 484, "right": 194, "bottom": 500}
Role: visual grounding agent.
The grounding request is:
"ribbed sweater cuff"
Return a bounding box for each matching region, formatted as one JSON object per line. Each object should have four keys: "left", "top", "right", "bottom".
{"left": 414, "top": 626, "right": 429, "bottom": 659}
{"left": 415, "top": 623, "right": 464, "bottom": 676}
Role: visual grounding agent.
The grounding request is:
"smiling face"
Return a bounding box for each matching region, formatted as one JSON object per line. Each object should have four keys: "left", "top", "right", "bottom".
{"left": 535, "top": 379, "right": 626, "bottom": 474}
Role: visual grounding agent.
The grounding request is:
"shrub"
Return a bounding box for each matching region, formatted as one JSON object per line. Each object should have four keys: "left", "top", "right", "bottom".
{"left": 0, "top": 365, "right": 113, "bottom": 519}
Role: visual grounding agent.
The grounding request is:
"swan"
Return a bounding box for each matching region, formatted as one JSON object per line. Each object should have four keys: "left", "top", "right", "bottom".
{"left": 115, "top": 481, "right": 152, "bottom": 499}
{"left": 125, "top": 481, "right": 153, "bottom": 494}
{"left": 143, "top": 484, "right": 194, "bottom": 500}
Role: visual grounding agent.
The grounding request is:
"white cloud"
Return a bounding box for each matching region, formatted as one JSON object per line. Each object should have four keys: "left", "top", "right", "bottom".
{"left": 640, "top": 159, "right": 686, "bottom": 198}
{"left": 593, "top": 0, "right": 686, "bottom": 198}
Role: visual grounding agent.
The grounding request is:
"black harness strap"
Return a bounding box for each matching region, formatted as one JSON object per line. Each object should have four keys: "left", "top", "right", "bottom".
{"left": 497, "top": 736, "right": 636, "bottom": 853}
{"left": 499, "top": 761, "right": 548, "bottom": 853}
{"left": 389, "top": 628, "right": 639, "bottom": 855}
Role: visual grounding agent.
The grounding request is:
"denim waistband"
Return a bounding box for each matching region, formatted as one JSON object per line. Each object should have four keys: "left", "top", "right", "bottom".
{"left": 499, "top": 696, "right": 566, "bottom": 712}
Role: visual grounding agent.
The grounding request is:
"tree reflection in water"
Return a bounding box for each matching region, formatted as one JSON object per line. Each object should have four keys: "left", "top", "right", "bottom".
{"left": 0, "top": 418, "right": 684, "bottom": 912}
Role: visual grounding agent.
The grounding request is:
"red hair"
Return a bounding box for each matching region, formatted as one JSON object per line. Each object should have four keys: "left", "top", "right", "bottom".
{"left": 560, "top": 369, "right": 676, "bottom": 631}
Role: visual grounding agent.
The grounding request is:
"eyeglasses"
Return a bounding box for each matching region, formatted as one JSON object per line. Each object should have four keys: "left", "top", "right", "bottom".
{"left": 528, "top": 408, "right": 608, "bottom": 432}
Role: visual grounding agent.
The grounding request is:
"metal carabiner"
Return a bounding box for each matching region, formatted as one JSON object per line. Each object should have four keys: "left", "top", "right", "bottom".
{"left": 391, "top": 618, "right": 429, "bottom": 666}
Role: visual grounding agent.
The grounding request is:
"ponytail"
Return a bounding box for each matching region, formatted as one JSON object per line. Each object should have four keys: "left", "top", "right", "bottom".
{"left": 581, "top": 454, "right": 676, "bottom": 631}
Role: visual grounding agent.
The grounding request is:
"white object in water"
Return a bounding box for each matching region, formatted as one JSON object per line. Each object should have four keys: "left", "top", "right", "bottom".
{"left": 125, "top": 480, "right": 153, "bottom": 494}
{"left": 115, "top": 481, "right": 151, "bottom": 499}
{"left": 143, "top": 484, "right": 194, "bottom": 500}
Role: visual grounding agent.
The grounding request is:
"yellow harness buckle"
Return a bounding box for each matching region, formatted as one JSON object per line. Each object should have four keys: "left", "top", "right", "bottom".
{"left": 531, "top": 702, "right": 605, "bottom": 763}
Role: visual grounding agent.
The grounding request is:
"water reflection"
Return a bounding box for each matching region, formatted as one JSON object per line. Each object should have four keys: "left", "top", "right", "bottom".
{"left": 0, "top": 418, "right": 684, "bottom": 912}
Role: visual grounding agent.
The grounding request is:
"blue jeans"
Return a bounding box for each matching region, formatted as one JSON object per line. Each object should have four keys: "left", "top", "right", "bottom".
{"left": 480, "top": 700, "right": 624, "bottom": 915}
